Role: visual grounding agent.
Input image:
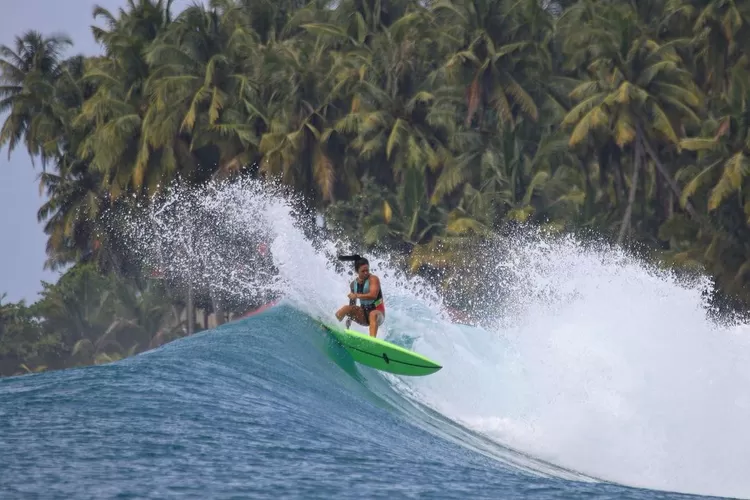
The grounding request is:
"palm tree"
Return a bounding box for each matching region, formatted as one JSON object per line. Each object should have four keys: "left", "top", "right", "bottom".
{"left": 333, "top": 14, "right": 453, "bottom": 196}
{"left": 75, "top": 0, "right": 175, "bottom": 199}
{"left": 0, "top": 30, "right": 73, "bottom": 167}
{"left": 558, "top": 1, "right": 703, "bottom": 243}
{"left": 257, "top": 34, "right": 339, "bottom": 204}
{"left": 665, "top": 0, "right": 750, "bottom": 95}
{"left": 433, "top": 0, "right": 544, "bottom": 129}
{"left": 141, "top": 4, "right": 261, "bottom": 185}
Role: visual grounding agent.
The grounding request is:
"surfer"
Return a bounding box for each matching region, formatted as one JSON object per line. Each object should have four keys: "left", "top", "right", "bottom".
{"left": 335, "top": 255, "right": 385, "bottom": 337}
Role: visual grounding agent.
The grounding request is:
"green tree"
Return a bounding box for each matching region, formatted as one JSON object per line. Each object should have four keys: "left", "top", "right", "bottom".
{"left": 558, "top": 1, "right": 703, "bottom": 243}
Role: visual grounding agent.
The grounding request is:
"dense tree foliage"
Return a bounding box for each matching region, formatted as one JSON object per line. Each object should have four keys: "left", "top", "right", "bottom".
{"left": 3, "top": 0, "right": 750, "bottom": 374}
{"left": 0, "top": 263, "right": 188, "bottom": 376}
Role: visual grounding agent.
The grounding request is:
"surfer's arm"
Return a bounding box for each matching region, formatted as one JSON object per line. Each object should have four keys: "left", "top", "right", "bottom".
{"left": 355, "top": 275, "right": 380, "bottom": 300}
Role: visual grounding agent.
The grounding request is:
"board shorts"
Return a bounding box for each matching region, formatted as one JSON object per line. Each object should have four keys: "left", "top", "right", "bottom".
{"left": 362, "top": 303, "right": 385, "bottom": 326}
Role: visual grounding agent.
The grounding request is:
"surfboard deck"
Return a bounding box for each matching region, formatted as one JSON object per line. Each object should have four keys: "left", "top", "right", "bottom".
{"left": 316, "top": 320, "right": 442, "bottom": 376}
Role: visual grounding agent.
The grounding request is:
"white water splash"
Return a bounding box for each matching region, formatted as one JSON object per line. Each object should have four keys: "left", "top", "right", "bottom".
{"left": 404, "top": 233, "right": 750, "bottom": 499}
{"left": 121, "top": 177, "right": 445, "bottom": 327}
{"left": 121, "top": 178, "right": 750, "bottom": 499}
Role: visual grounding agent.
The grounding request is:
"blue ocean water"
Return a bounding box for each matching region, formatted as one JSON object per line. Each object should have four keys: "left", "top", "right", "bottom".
{"left": 0, "top": 304, "right": 713, "bottom": 499}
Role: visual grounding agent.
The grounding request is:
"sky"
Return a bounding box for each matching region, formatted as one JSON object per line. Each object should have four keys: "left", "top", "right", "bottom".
{"left": 0, "top": 0, "right": 197, "bottom": 304}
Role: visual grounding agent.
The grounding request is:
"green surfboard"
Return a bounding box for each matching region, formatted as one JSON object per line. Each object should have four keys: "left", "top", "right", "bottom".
{"left": 317, "top": 320, "right": 442, "bottom": 376}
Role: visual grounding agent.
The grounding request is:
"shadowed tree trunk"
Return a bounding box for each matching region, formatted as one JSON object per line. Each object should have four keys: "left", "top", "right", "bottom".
{"left": 617, "top": 135, "right": 643, "bottom": 245}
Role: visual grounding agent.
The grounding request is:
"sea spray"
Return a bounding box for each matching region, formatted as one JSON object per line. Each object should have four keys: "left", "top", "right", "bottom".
{"left": 119, "top": 177, "right": 445, "bottom": 323}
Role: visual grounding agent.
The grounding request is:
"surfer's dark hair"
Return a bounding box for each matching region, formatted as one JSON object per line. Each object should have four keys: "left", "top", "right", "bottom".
{"left": 354, "top": 257, "right": 369, "bottom": 271}
{"left": 338, "top": 254, "right": 369, "bottom": 271}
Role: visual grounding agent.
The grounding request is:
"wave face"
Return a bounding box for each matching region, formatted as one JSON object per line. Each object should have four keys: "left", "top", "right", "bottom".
{"left": 3, "top": 178, "right": 750, "bottom": 499}
{"left": 0, "top": 305, "right": 704, "bottom": 499}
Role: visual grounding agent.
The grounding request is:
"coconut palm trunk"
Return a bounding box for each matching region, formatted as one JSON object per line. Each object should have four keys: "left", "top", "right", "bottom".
{"left": 640, "top": 132, "right": 699, "bottom": 221}
{"left": 617, "top": 131, "right": 644, "bottom": 245}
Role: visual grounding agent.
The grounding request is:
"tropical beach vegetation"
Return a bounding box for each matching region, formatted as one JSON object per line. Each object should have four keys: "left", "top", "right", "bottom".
{"left": 2, "top": 0, "right": 750, "bottom": 376}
